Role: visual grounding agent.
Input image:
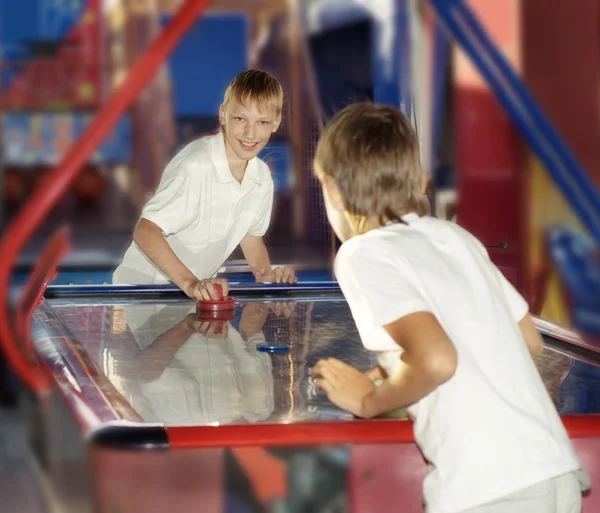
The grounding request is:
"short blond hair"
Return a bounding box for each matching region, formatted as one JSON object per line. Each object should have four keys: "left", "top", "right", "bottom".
{"left": 223, "top": 69, "right": 283, "bottom": 116}
{"left": 314, "top": 102, "right": 429, "bottom": 232}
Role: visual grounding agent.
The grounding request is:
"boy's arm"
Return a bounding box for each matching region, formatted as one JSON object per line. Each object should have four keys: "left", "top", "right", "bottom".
{"left": 239, "top": 234, "right": 272, "bottom": 277}
{"left": 134, "top": 219, "right": 226, "bottom": 300}
{"left": 312, "top": 240, "right": 457, "bottom": 418}
{"left": 134, "top": 218, "right": 197, "bottom": 290}
{"left": 240, "top": 234, "right": 296, "bottom": 283}
{"left": 518, "top": 314, "right": 543, "bottom": 357}
{"left": 313, "top": 312, "right": 457, "bottom": 418}
{"left": 240, "top": 176, "right": 273, "bottom": 278}
{"left": 362, "top": 312, "right": 457, "bottom": 417}
{"left": 132, "top": 169, "right": 226, "bottom": 300}
{"left": 491, "top": 267, "right": 542, "bottom": 358}
{"left": 240, "top": 178, "right": 295, "bottom": 283}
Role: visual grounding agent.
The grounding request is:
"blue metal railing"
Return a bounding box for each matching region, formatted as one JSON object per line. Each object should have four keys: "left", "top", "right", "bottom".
{"left": 430, "top": 0, "right": 600, "bottom": 248}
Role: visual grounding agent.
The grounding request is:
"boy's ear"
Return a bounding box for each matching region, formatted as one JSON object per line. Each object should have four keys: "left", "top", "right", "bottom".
{"left": 219, "top": 104, "right": 226, "bottom": 126}
{"left": 272, "top": 114, "right": 282, "bottom": 133}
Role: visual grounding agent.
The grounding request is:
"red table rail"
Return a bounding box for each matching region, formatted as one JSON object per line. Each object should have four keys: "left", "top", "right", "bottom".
{"left": 166, "top": 415, "right": 600, "bottom": 449}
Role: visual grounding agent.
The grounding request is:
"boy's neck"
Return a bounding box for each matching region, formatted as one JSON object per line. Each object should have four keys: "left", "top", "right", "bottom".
{"left": 359, "top": 213, "right": 411, "bottom": 235}
{"left": 229, "top": 160, "right": 248, "bottom": 183}
{"left": 364, "top": 216, "right": 382, "bottom": 232}
{"left": 356, "top": 216, "right": 386, "bottom": 235}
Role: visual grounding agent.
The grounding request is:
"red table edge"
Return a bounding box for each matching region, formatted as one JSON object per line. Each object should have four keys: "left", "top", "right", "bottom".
{"left": 165, "top": 415, "right": 600, "bottom": 449}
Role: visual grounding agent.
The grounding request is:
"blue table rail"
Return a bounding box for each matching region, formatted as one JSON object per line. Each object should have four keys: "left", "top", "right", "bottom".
{"left": 11, "top": 268, "right": 335, "bottom": 287}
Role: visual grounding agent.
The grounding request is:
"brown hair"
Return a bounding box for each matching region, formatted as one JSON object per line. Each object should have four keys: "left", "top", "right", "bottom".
{"left": 314, "top": 102, "right": 429, "bottom": 233}
{"left": 223, "top": 68, "right": 283, "bottom": 116}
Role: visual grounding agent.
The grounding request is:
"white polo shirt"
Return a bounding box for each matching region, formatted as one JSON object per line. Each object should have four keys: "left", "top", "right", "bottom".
{"left": 113, "top": 132, "right": 274, "bottom": 284}
{"left": 334, "top": 213, "right": 585, "bottom": 513}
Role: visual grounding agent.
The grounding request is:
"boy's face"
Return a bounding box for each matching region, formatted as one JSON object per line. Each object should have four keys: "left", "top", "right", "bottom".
{"left": 220, "top": 99, "right": 281, "bottom": 162}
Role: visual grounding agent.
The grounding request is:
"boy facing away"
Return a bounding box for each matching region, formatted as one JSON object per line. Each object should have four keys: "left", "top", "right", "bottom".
{"left": 113, "top": 69, "right": 296, "bottom": 299}
{"left": 311, "top": 102, "right": 589, "bottom": 513}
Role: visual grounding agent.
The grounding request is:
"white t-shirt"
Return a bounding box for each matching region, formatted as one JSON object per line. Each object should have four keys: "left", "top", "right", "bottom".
{"left": 334, "top": 213, "right": 584, "bottom": 513}
{"left": 113, "top": 132, "right": 274, "bottom": 284}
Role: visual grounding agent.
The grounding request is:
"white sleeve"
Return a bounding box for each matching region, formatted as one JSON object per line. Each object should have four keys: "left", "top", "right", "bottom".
{"left": 247, "top": 180, "right": 274, "bottom": 237}
{"left": 493, "top": 266, "right": 529, "bottom": 322}
{"left": 140, "top": 172, "right": 200, "bottom": 237}
{"left": 335, "top": 240, "right": 432, "bottom": 327}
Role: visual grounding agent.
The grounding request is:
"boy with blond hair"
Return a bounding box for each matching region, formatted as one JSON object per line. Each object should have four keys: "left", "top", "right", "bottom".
{"left": 311, "top": 102, "right": 588, "bottom": 513}
{"left": 113, "top": 69, "right": 296, "bottom": 299}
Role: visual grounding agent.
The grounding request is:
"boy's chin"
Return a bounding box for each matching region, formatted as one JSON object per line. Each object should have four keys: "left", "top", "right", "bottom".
{"left": 236, "top": 144, "right": 264, "bottom": 159}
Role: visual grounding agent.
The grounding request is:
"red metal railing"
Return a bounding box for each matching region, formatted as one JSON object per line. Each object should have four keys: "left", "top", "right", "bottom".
{"left": 166, "top": 415, "right": 600, "bottom": 449}
{"left": 11, "top": 227, "right": 71, "bottom": 390}
{"left": 0, "top": 0, "right": 211, "bottom": 394}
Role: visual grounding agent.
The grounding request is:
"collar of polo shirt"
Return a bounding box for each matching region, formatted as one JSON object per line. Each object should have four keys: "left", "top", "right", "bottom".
{"left": 211, "top": 132, "right": 262, "bottom": 186}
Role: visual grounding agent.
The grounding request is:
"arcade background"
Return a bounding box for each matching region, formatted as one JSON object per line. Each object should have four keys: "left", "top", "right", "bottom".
{"left": 1, "top": 1, "right": 600, "bottom": 513}
{"left": 1, "top": 1, "right": 600, "bottom": 352}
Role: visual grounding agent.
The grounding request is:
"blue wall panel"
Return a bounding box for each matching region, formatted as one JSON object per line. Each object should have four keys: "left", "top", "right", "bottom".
{"left": 161, "top": 13, "right": 249, "bottom": 117}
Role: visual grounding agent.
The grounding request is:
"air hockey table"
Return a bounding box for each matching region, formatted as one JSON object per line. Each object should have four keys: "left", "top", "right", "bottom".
{"left": 17, "top": 281, "right": 600, "bottom": 513}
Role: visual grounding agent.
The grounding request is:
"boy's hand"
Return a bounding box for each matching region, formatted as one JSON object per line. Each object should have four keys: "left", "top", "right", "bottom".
{"left": 364, "top": 364, "right": 388, "bottom": 383}
{"left": 311, "top": 358, "right": 376, "bottom": 418}
{"left": 182, "top": 278, "right": 229, "bottom": 301}
{"left": 255, "top": 266, "right": 297, "bottom": 284}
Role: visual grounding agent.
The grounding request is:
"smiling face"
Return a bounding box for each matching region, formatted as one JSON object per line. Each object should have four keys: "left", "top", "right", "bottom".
{"left": 219, "top": 99, "right": 281, "bottom": 165}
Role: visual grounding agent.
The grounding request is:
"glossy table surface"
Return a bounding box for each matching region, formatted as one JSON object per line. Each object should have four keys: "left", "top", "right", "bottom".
{"left": 30, "top": 284, "right": 600, "bottom": 438}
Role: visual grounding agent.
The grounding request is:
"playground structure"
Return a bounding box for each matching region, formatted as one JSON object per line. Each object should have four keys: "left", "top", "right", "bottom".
{"left": 448, "top": 0, "right": 600, "bottom": 341}
{"left": 0, "top": 0, "right": 132, "bottom": 209}
{"left": 1, "top": 0, "right": 600, "bottom": 380}
{"left": 0, "top": 1, "right": 600, "bottom": 512}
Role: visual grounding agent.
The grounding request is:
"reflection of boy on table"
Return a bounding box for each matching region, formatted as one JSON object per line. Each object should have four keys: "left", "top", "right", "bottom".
{"left": 124, "top": 302, "right": 295, "bottom": 425}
